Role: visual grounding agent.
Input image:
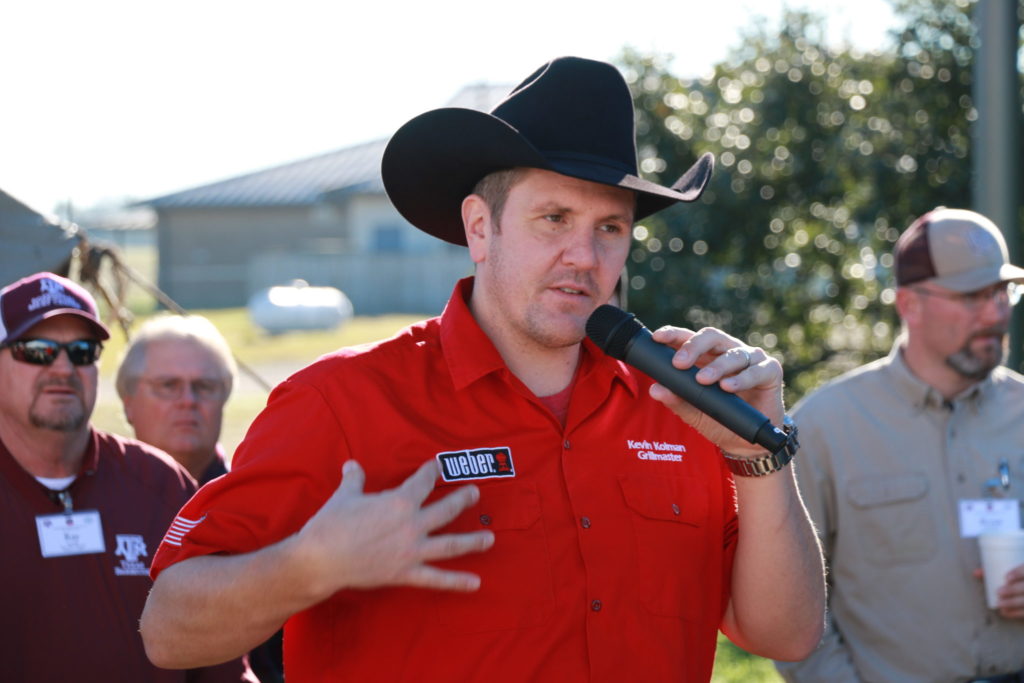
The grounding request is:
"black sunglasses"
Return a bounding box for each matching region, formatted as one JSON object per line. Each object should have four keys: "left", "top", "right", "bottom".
{"left": 4, "top": 338, "right": 103, "bottom": 366}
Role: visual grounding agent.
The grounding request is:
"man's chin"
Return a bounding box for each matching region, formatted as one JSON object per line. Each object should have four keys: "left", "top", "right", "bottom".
{"left": 30, "top": 410, "right": 86, "bottom": 432}
{"left": 947, "top": 348, "right": 1004, "bottom": 381}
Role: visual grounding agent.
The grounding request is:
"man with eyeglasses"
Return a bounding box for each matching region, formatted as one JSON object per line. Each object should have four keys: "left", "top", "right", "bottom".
{"left": 116, "top": 315, "right": 236, "bottom": 484}
{"left": 777, "top": 208, "right": 1024, "bottom": 683}
{"left": 0, "top": 272, "right": 255, "bottom": 682}
{"left": 116, "top": 314, "right": 284, "bottom": 683}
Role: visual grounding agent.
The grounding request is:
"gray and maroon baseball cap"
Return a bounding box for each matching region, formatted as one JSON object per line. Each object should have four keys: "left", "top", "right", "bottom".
{"left": 0, "top": 272, "right": 110, "bottom": 346}
{"left": 894, "top": 208, "right": 1024, "bottom": 292}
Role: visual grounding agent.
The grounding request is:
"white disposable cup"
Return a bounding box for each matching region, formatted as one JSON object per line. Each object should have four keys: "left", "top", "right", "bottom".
{"left": 978, "top": 530, "right": 1024, "bottom": 609}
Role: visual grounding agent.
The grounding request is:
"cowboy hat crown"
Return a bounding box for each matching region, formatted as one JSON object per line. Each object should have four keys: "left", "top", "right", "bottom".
{"left": 382, "top": 56, "right": 714, "bottom": 245}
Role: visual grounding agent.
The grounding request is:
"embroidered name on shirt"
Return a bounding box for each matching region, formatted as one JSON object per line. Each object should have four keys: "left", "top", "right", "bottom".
{"left": 627, "top": 439, "right": 686, "bottom": 462}
{"left": 437, "top": 447, "right": 515, "bottom": 482}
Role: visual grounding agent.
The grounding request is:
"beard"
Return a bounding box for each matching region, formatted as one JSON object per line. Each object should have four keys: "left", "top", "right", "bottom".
{"left": 945, "top": 328, "right": 1006, "bottom": 381}
{"left": 29, "top": 378, "right": 88, "bottom": 432}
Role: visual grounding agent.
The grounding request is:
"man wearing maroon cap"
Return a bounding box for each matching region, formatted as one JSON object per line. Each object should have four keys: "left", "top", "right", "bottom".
{"left": 777, "top": 208, "right": 1024, "bottom": 683}
{"left": 0, "top": 272, "right": 255, "bottom": 682}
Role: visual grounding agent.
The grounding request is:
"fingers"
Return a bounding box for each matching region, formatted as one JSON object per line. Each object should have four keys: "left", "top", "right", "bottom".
{"left": 421, "top": 530, "right": 495, "bottom": 562}
{"left": 995, "top": 569, "right": 1024, "bottom": 617}
{"left": 653, "top": 326, "right": 749, "bottom": 370}
{"left": 337, "top": 460, "right": 366, "bottom": 496}
{"left": 403, "top": 565, "right": 484, "bottom": 592}
{"left": 420, "top": 483, "right": 481, "bottom": 532}
{"left": 653, "top": 325, "right": 772, "bottom": 391}
{"left": 397, "top": 458, "right": 443, "bottom": 506}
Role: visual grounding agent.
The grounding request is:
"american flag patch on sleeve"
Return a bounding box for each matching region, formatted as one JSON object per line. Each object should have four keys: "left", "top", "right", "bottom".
{"left": 164, "top": 514, "right": 206, "bottom": 547}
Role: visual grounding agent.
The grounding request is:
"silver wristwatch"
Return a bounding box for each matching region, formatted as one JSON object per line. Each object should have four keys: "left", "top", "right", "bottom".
{"left": 722, "top": 415, "right": 799, "bottom": 477}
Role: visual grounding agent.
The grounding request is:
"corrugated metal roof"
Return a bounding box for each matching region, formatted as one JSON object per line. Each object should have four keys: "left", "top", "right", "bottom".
{"left": 144, "top": 138, "right": 388, "bottom": 209}
{"left": 142, "top": 83, "right": 512, "bottom": 210}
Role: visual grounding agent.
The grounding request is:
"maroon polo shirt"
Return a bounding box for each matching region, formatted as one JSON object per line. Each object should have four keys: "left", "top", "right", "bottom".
{"left": 0, "top": 428, "right": 252, "bottom": 682}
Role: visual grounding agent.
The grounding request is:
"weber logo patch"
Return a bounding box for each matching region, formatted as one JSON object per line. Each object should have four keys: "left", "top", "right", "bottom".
{"left": 437, "top": 447, "right": 515, "bottom": 482}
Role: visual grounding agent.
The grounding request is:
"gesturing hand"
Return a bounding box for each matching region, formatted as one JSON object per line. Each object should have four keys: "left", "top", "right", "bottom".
{"left": 295, "top": 459, "right": 495, "bottom": 599}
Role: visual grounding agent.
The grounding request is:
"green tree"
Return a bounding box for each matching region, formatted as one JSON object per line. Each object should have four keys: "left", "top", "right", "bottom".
{"left": 619, "top": 0, "right": 981, "bottom": 402}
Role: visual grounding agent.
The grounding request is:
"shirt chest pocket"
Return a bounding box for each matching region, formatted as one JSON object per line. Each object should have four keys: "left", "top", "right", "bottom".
{"left": 619, "top": 474, "right": 713, "bottom": 620}
{"left": 845, "top": 473, "right": 937, "bottom": 565}
{"left": 432, "top": 482, "right": 555, "bottom": 634}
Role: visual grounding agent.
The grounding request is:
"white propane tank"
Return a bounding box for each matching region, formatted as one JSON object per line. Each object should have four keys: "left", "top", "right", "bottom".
{"left": 248, "top": 280, "right": 354, "bottom": 334}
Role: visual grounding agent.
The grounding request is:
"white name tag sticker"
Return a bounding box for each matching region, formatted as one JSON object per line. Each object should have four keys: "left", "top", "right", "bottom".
{"left": 36, "top": 510, "right": 105, "bottom": 557}
{"left": 959, "top": 499, "right": 1021, "bottom": 538}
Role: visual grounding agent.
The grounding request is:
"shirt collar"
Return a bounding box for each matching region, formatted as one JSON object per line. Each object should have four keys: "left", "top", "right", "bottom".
{"left": 80, "top": 429, "right": 100, "bottom": 475}
{"left": 439, "top": 276, "right": 636, "bottom": 396}
{"left": 440, "top": 277, "right": 509, "bottom": 391}
{"left": 885, "top": 340, "right": 990, "bottom": 411}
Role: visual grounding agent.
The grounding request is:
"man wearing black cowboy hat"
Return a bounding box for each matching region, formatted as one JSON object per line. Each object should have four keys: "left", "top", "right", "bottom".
{"left": 143, "top": 57, "right": 825, "bottom": 681}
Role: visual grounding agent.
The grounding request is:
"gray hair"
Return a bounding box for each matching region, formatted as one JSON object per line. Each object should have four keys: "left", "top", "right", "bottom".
{"left": 116, "top": 314, "right": 237, "bottom": 400}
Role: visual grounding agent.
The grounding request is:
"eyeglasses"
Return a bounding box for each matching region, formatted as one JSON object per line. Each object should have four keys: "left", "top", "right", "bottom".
{"left": 913, "top": 282, "right": 1022, "bottom": 310}
{"left": 4, "top": 338, "right": 103, "bottom": 366}
{"left": 141, "top": 377, "right": 226, "bottom": 401}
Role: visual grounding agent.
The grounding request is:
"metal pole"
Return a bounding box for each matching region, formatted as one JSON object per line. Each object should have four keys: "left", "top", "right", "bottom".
{"left": 972, "top": 0, "right": 1021, "bottom": 371}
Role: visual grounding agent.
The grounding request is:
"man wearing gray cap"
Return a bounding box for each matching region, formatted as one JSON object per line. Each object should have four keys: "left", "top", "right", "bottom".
{"left": 776, "top": 208, "right": 1024, "bottom": 683}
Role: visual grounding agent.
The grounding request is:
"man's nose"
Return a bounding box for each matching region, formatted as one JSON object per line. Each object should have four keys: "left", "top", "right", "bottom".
{"left": 561, "top": 230, "right": 599, "bottom": 269}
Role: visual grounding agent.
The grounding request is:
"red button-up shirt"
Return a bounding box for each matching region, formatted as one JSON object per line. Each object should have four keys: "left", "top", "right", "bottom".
{"left": 153, "top": 278, "right": 738, "bottom": 683}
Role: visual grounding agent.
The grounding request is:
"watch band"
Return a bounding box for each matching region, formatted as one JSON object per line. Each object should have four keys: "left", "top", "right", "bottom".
{"left": 723, "top": 415, "right": 799, "bottom": 477}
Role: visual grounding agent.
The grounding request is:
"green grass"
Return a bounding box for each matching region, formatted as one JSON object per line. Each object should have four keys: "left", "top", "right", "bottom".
{"left": 713, "top": 635, "right": 783, "bottom": 682}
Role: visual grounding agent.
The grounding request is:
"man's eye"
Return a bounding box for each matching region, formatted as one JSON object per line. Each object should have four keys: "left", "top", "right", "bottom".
{"left": 194, "top": 380, "right": 220, "bottom": 397}
{"left": 543, "top": 214, "right": 563, "bottom": 223}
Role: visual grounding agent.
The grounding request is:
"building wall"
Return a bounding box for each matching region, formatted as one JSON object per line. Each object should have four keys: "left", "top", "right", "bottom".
{"left": 155, "top": 195, "right": 467, "bottom": 311}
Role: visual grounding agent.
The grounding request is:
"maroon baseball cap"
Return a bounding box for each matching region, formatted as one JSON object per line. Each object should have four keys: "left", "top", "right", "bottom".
{"left": 0, "top": 272, "right": 110, "bottom": 345}
{"left": 894, "top": 208, "right": 1024, "bottom": 292}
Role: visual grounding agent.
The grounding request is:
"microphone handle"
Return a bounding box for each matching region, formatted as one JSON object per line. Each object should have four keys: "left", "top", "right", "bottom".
{"left": 624, "top": 331, "right": 787, "bottom": 453}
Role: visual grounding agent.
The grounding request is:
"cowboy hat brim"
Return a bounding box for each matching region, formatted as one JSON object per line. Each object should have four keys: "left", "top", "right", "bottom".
{"left": 382, "top": 108, "right": 713, "bottom": 246}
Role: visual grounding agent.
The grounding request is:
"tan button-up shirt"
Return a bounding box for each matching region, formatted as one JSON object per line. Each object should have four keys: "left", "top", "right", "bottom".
{"left": 776, "top": 343, "right": 1024, "bottom": 683}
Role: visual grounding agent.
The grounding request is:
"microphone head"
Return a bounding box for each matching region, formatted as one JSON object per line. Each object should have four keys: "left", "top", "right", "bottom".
{"left": 585, "top": 305, "right": 646, "bottom": 360}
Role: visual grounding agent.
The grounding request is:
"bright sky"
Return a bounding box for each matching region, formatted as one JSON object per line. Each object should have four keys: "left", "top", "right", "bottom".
{"left": 1, "top": 0, "right": 898, "bottom": 216}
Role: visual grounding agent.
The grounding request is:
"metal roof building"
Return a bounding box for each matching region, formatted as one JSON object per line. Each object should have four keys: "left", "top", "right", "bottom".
{"left": 141, "top": 84, "right": 509, "bottom": 313}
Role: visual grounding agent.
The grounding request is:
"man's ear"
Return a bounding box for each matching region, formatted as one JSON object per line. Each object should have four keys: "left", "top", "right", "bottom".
{"left": 121, "top": 399, "right": 135, "bottom": 428}
{"left": 462, "top": 194, "right": 492, "bottom": 264}
{"left": 895, "top": 287, "right": 919, "bottom": 325}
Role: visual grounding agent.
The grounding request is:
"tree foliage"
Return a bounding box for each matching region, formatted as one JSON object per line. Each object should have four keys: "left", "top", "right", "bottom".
{"left": 619, "top": 0, "right": 989, "bottom": 402}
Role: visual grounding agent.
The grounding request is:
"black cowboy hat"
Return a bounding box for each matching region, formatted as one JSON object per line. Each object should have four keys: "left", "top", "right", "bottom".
{"left": 381, "top": 56, "right": 714, "bottom": 246}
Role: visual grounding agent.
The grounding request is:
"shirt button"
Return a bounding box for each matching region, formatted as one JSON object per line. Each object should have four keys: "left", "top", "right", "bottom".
{"left": 581, "top": 516, "right": 591, "bottom": 529}
{"left": 671, "top": 503, "right": 681, "bottom": 516}
{"left": 564, "top": 439, "right": 571, "bottom": 449}
{"left": 591, "top": 599, "right": 602, "bottom": 612}
{"left": 479, "top": 514, "right": 492, "bottom": 526}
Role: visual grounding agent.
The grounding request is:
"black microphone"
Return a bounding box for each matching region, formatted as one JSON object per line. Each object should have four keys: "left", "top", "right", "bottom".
{"left": 585, "top": 305, "right": 787, "bottom": 453}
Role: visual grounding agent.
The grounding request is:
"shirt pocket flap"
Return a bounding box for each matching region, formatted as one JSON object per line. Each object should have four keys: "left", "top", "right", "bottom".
{"left": 446, "top": 482, "right": 542, "bottom": 532}
{"left": 619, "top": 473, "right": 708, "bottom": 526}
{"left": 847, "top": 473, "right": 929, "bottom": 508}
